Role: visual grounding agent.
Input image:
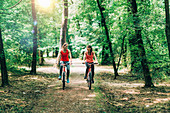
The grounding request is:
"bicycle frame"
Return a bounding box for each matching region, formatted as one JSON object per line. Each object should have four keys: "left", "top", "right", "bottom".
{"left": 83, "top": 62, "right": 98, "bottom": 90}
{"left": 86, "top": 62, "right": 98, "bottom": 78}
{"left": 63, "top": 64, "right": 66, "bottom": 73}
{"left": 87, "top": 63, "right": 92, "bottom": 79}
{"left": 87, "top": 63, "right": 92, "bottom": 90}
{"left": 60, "top": 63, "right": 69, "bottom": 90}
{"left": 60, "top": 62, "right": 69, "bottom": 74}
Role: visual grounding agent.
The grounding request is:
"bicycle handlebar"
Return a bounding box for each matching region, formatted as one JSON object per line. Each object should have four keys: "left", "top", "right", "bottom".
{"left": 60, "top": 63, "right": 70, "bottom": 66}
{"left": 82, "top": 62, "right": 98, "bottom": 65}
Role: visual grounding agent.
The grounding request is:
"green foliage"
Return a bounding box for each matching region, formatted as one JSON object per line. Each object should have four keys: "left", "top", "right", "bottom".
{"left": 0, "top": 0, "right": 169, "bottom": 81}
{"left": 1, "top": 0, "right": 63, "bottom": 69}
{"left": 68, "top": 0, "right": 169, "bottom": 79}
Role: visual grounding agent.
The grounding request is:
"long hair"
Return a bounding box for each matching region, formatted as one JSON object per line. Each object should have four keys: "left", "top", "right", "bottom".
{"left": 87, "top": 45, "right": 92, "bottom": 54}
{"left": 62, "top": 43, "right": 68, "bottom": 49}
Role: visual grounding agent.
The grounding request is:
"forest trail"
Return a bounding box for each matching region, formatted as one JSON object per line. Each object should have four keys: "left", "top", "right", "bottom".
{"left": 29, "top": 58, "right": 169, "bottom": 113}
{"left": 32, "top": 58, "right": 114, "bottom": 112}
{"left": 1, "top": 58, "right": 169, "bottom": 112}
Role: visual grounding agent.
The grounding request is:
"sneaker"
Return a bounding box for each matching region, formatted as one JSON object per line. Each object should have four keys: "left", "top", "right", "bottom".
{"left": 58, "top": 76, "right": 61, "bottom": 80}
{"left": 84, "top": 75, "right": 87, "bottom": 79}
{"left": 67, "top": 79, "right": 70, "bottom": 83}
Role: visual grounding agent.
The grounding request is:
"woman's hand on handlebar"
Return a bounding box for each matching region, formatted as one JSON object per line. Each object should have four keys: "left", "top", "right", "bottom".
{"left": 94, "top": 60, "right": 98, "bottom": 64}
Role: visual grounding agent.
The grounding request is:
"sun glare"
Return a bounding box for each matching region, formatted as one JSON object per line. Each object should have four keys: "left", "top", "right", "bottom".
{"left": 37, "top": 0, "right": 51, "bottom": 8}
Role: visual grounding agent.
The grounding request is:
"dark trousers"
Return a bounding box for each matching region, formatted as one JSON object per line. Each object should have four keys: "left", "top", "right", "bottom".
{"left": 85, "top": 62, "right": 94, "bottom": 80}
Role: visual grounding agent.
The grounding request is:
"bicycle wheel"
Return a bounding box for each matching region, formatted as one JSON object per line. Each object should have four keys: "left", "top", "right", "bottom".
{"left": 62, "top": 72, "right": 65, "bottom": 90}
{"left": 88, "top": 72, "right": 92, "bottom": 90}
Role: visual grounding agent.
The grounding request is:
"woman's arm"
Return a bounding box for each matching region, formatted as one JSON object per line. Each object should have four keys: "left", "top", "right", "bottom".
{"left": 56, "top": 50, "right": 61, "bottom": 64}
{"left": 83, "top": 52, "right": 86, "bottom": 62}
{"left": 68, "top": 49, "right": 72, "bottom": 63}
{"left": 93, "top": 51, "right": 98, "bottom": 63}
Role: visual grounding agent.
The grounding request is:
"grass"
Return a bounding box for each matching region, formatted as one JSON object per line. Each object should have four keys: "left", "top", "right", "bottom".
{"left": 94, "top": 72, "right": 170, "bottom": 113}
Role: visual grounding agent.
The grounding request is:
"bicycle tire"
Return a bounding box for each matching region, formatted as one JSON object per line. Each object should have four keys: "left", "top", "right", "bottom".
{"left": 62, "top": 72, "right": 65, "bottom": 90}
{"left": 88, "top": 72, "right": 92, "bottom": 90}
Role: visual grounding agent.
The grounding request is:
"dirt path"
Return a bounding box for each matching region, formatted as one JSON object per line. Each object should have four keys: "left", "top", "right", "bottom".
{"left": 32, "top": 58, "right": 106, "bottom": 113}
{"left": 2, "top": 58, "right": 168, "bottom": 112}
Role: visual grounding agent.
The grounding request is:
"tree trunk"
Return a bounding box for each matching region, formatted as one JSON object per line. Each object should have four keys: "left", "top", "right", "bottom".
{"left": 0, "top": 1, "right": 9, "bottom": 87}
{"left": 101, "top": 45, "right": 110, "bottom": 65}
{"left": 0, "top": 28, "right": 9, "bottom": 87}
{"left": 38, "top": 49, "right": 44, "bottom": 65}
{"left": 47, "top": 49, "right": 49, "bottom": 57}
{"left": 129, "top": 0, "right": 154, "bottom": 87}
{"left": 98, "top": 1, "right": 111, "bottom": 65}
{"left": 40, "top": 51, "right": 44, "bottom": 65}
{"left": 165, "top": 0, "right": 170, "bottom": 58}
{"left": 97, "top": 0, "right": 119, "bottom": 78}
{"left": 65, "top": 1, "right": 69, "bottom": 45}
{"left": 52, "top": 48, "right": 55, "bottom": 57}
{"left": 31, "top": 0, "right": 37, "bottom": 74}
{"left": 127, "top": 0, "right": 136, "bottom": 73}
{"left": 38, "top": 31, "right": 44, "bottom": 65}
{"left": 123, "top": 41, "right": 127, "bottom": 67}
{"left": 117, "top": 34, "right": 126, "bottom": 70}
{"left": 54, "top": 28, "right": 58, "bottom": 57}
{"left": 101, "top": 38, "right": 111, "bottom": 65}
{"left": 128, "top": 35, "right": 139, "bottom": 73}
{"left": 127, "top": 0, "right": 139, "bottom": 73}
{"left": 60, "top": 0, "right": 68, "bottom": 49}
{"left": 55, "top": 47, "right": 58, "bottom": 57}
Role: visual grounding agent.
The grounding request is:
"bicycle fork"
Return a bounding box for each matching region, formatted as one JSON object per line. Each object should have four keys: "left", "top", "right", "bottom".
{"left": 62, "top": 66, "right": 66, "bottom": 82}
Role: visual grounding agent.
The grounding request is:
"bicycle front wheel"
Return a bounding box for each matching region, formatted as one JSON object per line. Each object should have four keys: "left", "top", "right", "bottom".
{"left": 88, "top": 72, "right": 92, "bottom": 90}
{"left": 62, "top": 72, "right": 65, "bottom": 90}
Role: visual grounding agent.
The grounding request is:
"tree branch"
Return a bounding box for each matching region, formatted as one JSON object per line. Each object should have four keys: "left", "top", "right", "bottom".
{"left": 0, "top": 0, "right": 22, "bottom": 10}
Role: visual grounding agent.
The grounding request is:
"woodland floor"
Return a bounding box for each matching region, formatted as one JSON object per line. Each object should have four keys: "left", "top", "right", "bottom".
{"left": 0, "top": 58, "right": 169, "bottom": 113}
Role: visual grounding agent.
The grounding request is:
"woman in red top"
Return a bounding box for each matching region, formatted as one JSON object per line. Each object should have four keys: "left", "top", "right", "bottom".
{"left": 83, "top": 45, "right": 98, "bottom": 83}
{"left": 57, "top": 43, "right": 72, "bottom": 83}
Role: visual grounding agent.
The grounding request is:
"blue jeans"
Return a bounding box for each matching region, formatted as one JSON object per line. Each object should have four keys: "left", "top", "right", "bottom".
{"left": 60, "top": 61, "right": 70, "bottom": 79}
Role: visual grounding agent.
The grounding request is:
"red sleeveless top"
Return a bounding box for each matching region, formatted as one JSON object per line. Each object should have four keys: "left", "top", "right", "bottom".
{"left": 86, "top": 52, "right": 93, "bottom": 63}
{"left": 60, "top": 49, "right": 69, "bottom": 61}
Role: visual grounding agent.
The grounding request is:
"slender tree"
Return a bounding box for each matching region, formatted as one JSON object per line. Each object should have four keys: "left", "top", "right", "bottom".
{"left": 129, "top": 0, "right": 154, "bottom": 87}
{"left": 98, "top": 4, "right": 110, "bottom": 65}
{"left": 117, "top": 34, "right": 126, "bottom": 71}
{"left": 165, "top": 0, "right": 170, "bottom": 58}
{"left": 47, "top": 49, "right": 49, "bottom": 57}
{"left": 0, "top": 1, "right": 9, "bottom": 87}
{"left": 60, "top": 0, "right": 68, "bottom": 49}
{"left": 0, "top": 29, "right": 9, "bottom": 87}
{"left": 127, "top": 0, "right": 139, "bottom": 73}
{"left": 31, "top": 0, "right": 38, "bottom": 74}
{"left": 96, "top": 0, "right": 119, "bottom": 78}
{"left": 122, "top": 41, "right": 127, "bottom": 67}
{"left": 38, "top": 30, "right": 44, "bottom": 65}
